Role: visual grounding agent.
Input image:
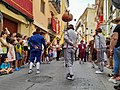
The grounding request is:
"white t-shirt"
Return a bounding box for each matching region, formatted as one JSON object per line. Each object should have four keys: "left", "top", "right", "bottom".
{"left": 23, "top": 40, "right": 28, "bottom": 46}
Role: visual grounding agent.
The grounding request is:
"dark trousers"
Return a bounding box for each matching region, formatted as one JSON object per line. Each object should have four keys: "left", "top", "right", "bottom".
{"left": 56, "top": 50, "right": 61, "bottom": 61}
{"left": 29, "top": 49, "right": 41, "bottom": 63}
{"left": 84, "top": 51, "right": 86, "bottom": 62}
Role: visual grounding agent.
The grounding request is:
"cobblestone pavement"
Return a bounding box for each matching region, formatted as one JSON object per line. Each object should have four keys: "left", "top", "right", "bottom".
{"left": 0, "top": 59, "right": 116, "bottom": 90}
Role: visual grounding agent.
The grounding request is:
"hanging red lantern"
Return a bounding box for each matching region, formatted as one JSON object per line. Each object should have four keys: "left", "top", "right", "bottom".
{"left": 62, "top": 12, "right": 73, "bottom": 22}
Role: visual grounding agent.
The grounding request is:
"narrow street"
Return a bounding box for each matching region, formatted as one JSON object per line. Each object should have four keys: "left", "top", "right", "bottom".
{"left": 0, "top": 59, "right": 115, "bottom": 90}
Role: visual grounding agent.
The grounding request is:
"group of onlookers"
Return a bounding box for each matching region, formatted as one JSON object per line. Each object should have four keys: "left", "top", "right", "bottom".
{"left": 0, "top": 28, "right": 59, "bottom": 75}
{"left": 0, "top": 28, "right": 30, "bottom": 75}
{"left": 77, "top": 22, "right": 120, "bottom": 89}
{"left": 2, "top": 23, "right": 120, "bottom": 89}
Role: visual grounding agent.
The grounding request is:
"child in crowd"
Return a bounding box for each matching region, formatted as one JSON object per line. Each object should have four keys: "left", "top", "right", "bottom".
{"left": 22, "top": 36, "right": 28, "bottom": 65}
{"left": 48, "top": 49, "right": 53, "bottom": 62}
{"left": 7, "top": 38, "right": 16, "bottom": 68}
{"left": 45, "top": 49, "right": 53, "bottom": 64}
{"left": 52, "top": 45, "right": 57, "bottom": 60}
{"left": 0, "top": 57, "right": 13, "bottom": 75}
{"left": 15, "top": 38, "right": 23, "bottom": 71}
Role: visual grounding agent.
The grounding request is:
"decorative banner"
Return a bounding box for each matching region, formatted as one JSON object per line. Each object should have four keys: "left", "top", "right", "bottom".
{"left": 4, "top": 0, "right": 33, "bottom": 19}
{"left": 51, "top": 16, "right": 56, "bottom": 32}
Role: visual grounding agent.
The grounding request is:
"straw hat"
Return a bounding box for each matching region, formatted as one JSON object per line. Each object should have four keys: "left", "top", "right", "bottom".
{"left": 111, "top": 17, "right": 120, "bottom": 24}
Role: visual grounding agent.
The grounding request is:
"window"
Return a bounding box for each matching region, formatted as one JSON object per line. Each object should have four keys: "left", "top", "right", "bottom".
{"left": 41, "top": 0, "right": 45, "bottom": 14}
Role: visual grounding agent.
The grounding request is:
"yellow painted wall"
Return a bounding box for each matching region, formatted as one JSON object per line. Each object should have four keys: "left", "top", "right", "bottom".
{"left": 33, "top": 0, "right": 68, "bottom": 44}
{"left": 33, "top": 0, "right": 57, "bottom": 42}
{"left": 33, "top": 0, "right": 50, "bottom": 29}
{"left": 18, "top": 23, "right": 30, "bottom": 35}
{"left": 87, "top": 8, "right": 96, "bottom": 42}
{"left": 77, "top": 8, "right": 96, "bottom": 43}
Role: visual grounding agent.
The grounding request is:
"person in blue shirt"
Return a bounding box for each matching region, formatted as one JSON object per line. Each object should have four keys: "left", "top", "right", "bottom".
{"left": 28, "top": 30, "right": 46, "bottom": 74}
{"left": 0, "top": 57, "right": 13, "bottom": 74}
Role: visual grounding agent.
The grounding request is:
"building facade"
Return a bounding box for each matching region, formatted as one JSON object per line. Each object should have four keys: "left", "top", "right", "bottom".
{"left": 95, "top": 0, "right": 120, "bottom": 37}
{"left": 0, "top": 0, "right": 69, "bottom": 45}
{"left": 33, "top": 0, "right": 69, "bottom": 44}
{"left": 0, "top": 0, "right": 33, "bottom": 35}
{"left": 76, "top": 5, "right": 96, "bottom": 43}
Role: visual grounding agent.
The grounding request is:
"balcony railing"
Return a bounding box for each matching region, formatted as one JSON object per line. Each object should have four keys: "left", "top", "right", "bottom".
{"left": 49, "top": 0, "right": 60, "bottom": 14}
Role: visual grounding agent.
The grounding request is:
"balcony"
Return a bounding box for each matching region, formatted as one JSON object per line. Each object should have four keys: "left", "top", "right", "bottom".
{"left": 49, "top": 0, "right": 60, "bottom": 14}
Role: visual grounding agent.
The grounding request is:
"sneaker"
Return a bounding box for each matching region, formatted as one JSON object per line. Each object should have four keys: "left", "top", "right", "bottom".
{"left": 33, "top": 64, "right": 36, "bottom": 67}
{"left": 20, "top": 66, "right": 25, "bottom": 68}
{"left": 114, "top": 84, "right": 120, "bottom": 89}
{"left": 92, "top": 65, "right": 95, "bottom": 68}
{"left": 15, "top": 68, "right": 20, "bottom": 71}
{"left": 66, "top": 73, "right": 70, "bottom": 78}
{"left": 95, "top": 71, "right": 103, "bottom": 74}
{"left": 36, "top": 70, "right": 40, "bottom": 74}
{"left": 82, "top": 61, "right": 84, "bottom": 64}
{"left": 66, "top": 74, "right": 74, "bottom": 80}
{"left": 79, "top": 61, "right": 81, "bottom": 64}
{"left": 65, "top": 64, "right": 68, "bottom": 67}
{"left": 28, "top": 69, "right": 33, "bottom": 74}
{"left": 108, "top": 77, "right": 117, "bottom": 84}
{"left": 47, "top": 62, "right": 50, "bottom": 64}
{"left": 108, "top": 73, "right": 113, "bottom": 77}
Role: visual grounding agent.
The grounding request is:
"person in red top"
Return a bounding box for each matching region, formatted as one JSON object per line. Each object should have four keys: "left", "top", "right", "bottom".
{"left": 78, "top": 40, "right": 86, "bottom": 64}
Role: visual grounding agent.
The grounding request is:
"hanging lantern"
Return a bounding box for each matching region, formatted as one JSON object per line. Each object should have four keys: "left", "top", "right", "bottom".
{"left": 62, "top": 12, "right": 73, "bottom": 22}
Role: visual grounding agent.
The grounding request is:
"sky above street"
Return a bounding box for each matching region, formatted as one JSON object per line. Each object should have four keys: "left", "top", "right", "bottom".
{"left": 69, "top": 0, "right": 95, "bottom": 26}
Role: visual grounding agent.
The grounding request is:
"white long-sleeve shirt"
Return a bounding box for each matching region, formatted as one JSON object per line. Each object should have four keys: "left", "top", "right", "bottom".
{"left": 94, "top": 33, "right": 106, "bottom": 49}
{"left": 64, "top": 29, "right": 77, "bottom": 49}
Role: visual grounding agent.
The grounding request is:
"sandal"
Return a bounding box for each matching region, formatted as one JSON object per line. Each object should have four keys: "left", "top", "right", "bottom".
{"left": 108, "top": 73, "right": 113, "bottom": 77}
